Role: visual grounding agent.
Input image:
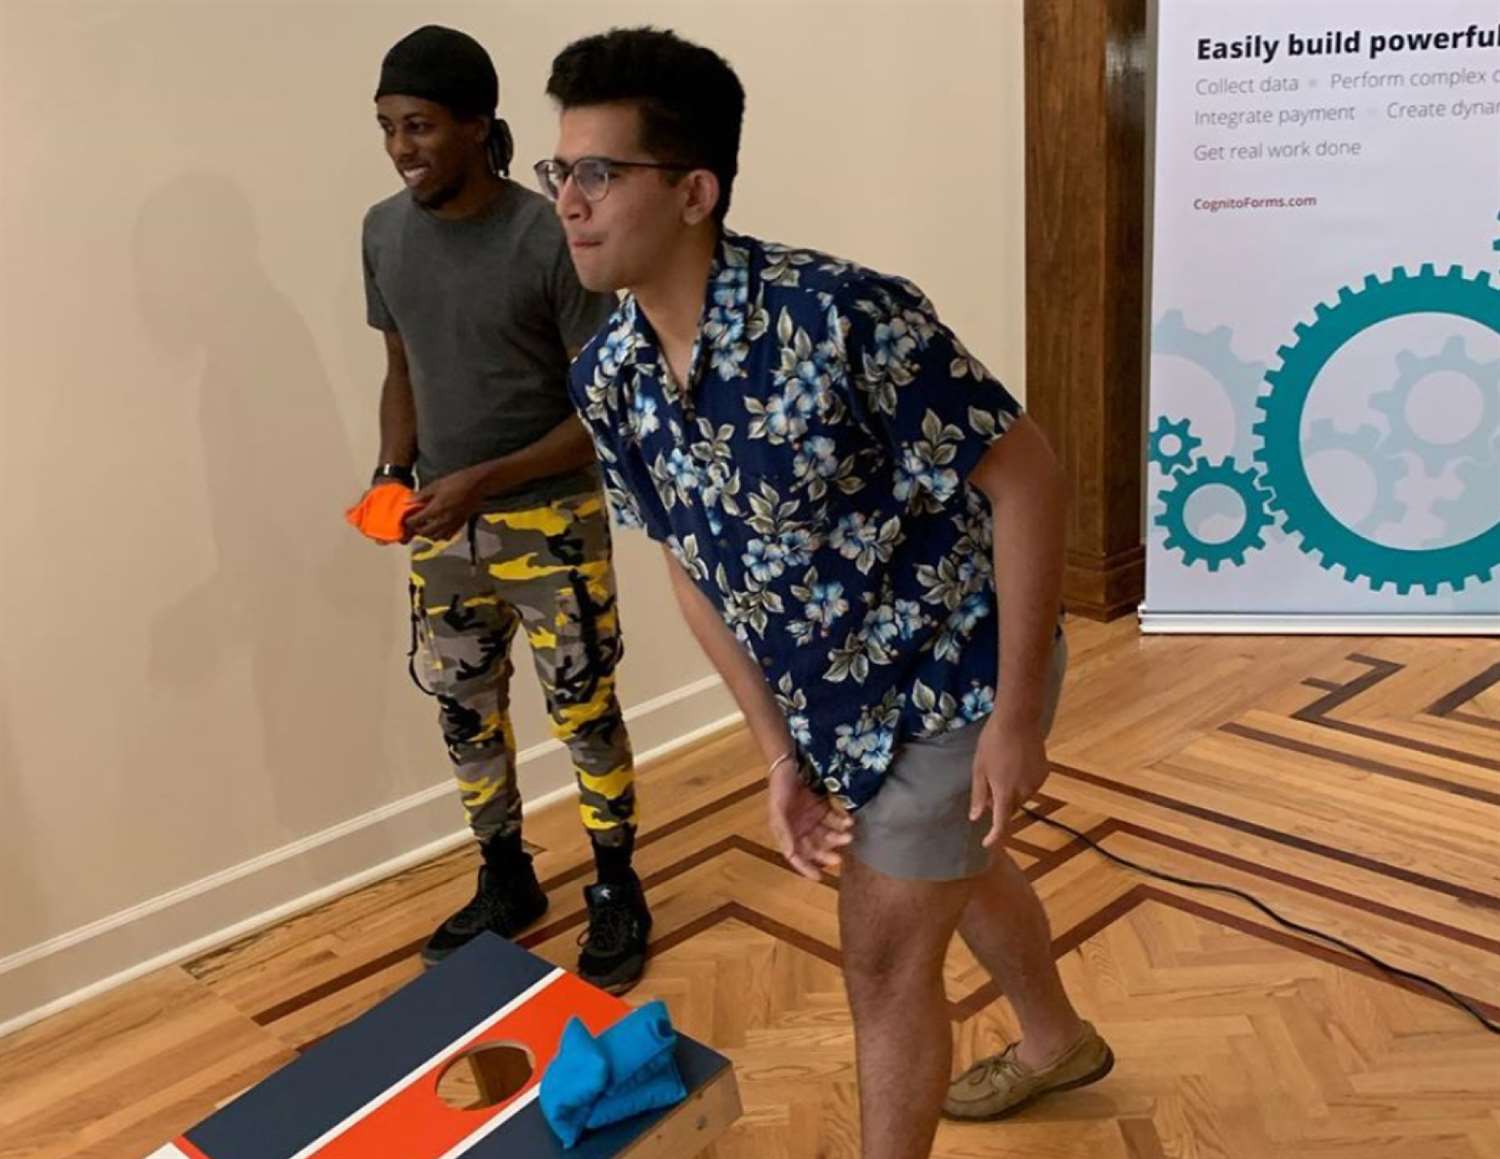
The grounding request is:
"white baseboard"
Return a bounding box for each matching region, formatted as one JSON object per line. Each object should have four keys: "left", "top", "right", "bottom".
{"left": 0, "top": 676, "right": 741, "bottom": 1040}
{"left": 1139, "top": 611, "right": 1500, "bottom": 635}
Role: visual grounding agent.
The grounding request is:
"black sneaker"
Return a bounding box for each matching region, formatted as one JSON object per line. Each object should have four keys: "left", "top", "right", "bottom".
{"left": 577, "top": 877, "right": 652, "bottom": 994}
{"left": 421, "top": 861, "right": 549, "bottom": 966}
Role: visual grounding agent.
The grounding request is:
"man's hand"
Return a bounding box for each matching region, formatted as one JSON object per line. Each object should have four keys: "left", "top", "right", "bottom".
{"left": 767, "top": 758, "right": 854, "bottom": 881}
{"left": 969, "top": 716, "right": 1051, "bottom": 849}
{"left": 403, "top": 467, "right": 488, "bottom": 542}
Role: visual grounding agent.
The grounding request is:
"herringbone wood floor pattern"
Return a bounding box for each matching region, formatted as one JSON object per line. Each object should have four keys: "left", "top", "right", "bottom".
{"left": 4, "top": 620, "right": 1500, "bottom": 1157}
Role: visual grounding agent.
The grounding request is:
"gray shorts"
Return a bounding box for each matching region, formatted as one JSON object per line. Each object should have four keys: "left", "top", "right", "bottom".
{"left": 850, "top": 633, "right": 1069, "bottom": 882}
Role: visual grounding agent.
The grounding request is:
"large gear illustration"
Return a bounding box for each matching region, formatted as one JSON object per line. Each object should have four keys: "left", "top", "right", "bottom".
{"left": 1148, "top": 415, "right": 1202, "bottom": 474}
{"left": 1370, "top": 336, "right": 1500, "bottom": 471}
{"left": 1152, "top": 310, "right": 1268, "bottom": 466}
{"left": 1254, "top": 264, "right": 1500, "bottom": 594}
{"left": 1155, "top": 456, "right": 1273, "bottom": 571}
{"left": 1301, "top": 418, "right": 1406, "bottom": 535}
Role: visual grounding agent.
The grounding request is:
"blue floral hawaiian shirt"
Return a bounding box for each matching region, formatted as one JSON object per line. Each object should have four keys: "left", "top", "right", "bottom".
{"left": 569, "top": 231, "right": 1029, "bottom": 811}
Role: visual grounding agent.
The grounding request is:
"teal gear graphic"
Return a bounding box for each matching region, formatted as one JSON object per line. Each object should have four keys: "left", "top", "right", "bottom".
{"left": 1371, "top": 336, "right": 1500, "bottom": 472}
{"left": 1148, "top": 415, "right": 1202, "bottom": 474}
{"left": 1155, "top": 456, "right": 1273, "bottom": 571}
{"left": 1152, "top": 311, "right": 1268, "bottom": 466}
{"left": 1254, "top": 264, "right": 1500, "bottom": 594}
{"left": 1301, "top": 418, "right": 1406, "bottom": 535}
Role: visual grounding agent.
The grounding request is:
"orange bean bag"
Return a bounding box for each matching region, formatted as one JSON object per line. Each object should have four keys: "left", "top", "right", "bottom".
{"left": 345, "top": 482, "right": 420, "bottom": 544}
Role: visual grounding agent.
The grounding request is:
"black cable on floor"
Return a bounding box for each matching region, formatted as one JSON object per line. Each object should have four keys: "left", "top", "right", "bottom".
{"left": 1018, "top": 806, "right": 1500, "bottom": 1037}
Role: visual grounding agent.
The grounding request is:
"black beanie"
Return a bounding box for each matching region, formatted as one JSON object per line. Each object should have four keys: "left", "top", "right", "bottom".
{"left": 375, "top": 25, "right": 498, "bottom": 118}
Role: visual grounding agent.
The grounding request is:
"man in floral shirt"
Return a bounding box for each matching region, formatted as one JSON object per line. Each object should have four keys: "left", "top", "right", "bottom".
{"left": 539, "top": 28, "right": 1114, "bottom": 1155}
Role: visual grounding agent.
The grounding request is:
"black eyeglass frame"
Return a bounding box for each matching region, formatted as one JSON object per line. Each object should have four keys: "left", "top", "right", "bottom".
{"left": 533, "top": 155, "right": 699, "bottom": 203}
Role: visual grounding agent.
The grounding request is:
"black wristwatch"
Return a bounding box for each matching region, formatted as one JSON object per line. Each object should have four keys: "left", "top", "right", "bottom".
{"left": 371, "top": 463, "right": 416, "bottom": 488}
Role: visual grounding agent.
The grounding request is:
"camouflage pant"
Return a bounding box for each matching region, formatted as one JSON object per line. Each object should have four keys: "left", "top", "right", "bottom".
{"left": 408, "top": 490, "right": 635, "bottom": 846}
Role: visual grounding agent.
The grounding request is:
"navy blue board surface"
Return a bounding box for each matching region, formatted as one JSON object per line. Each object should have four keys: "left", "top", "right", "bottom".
{"left": 179, "top": 934, "right": 731, "bottom": 1159}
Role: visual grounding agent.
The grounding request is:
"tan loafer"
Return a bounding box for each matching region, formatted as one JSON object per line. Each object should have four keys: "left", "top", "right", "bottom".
{"left": 943, "top": 1022, "right": 1114, "bottom": 1122}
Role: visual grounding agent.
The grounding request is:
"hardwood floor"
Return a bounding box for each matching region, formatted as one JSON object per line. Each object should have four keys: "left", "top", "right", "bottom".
{"left": 4, "top": 619, "right": 1500, "bottom": 1157}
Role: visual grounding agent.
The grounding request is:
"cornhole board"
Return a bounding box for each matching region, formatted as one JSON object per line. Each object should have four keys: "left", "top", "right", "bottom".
{"left": 147, "top": 933, "right": 740, "bottom": 1159}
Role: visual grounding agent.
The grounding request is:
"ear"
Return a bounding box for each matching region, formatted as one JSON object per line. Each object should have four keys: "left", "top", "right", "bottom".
{"left": 680, "top": 170, "right": 722, "bottom": 227}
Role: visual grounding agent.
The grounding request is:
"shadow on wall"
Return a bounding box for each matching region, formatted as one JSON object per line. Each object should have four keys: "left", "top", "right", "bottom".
{"left": 130, "top": 172, "right": 403, "bottom": 844}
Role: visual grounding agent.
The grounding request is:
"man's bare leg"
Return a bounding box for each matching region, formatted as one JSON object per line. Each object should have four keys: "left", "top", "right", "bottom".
{"left": 957, "top": 849, "right": 1085, "bottom": 1067}
{"left": 839, "top": 853, "right": 973, "bottom": 1159}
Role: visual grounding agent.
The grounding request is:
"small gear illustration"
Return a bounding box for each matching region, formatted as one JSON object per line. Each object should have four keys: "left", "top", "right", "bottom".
{"left": 1148, "top": 415, "right": 1202, "bottom": 474}
{"left": 1433, "top": 427, "right": 1500, "bottom": 544}
{"left": 1370, "top": 336, "right": 1500, "bottom": 472}
{"left": 1301, "top": 418, "right": 1407, "bottom": 535}
{"left": 1255, "top": 264, "right": 1500, "bottom": 594}
{"left": 1152, "top": 311, "right": 1268, "bottom": 466}
{"left": 1156, "top": 456, "right": 1273, "bottom": 571}
{"left": 1149, "top": 475, "right": 1258, "bottom": 545}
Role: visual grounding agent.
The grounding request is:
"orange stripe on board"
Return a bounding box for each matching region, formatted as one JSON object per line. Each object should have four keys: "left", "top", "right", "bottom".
{"left": 173, "top": 1139, "right": 214, "bottom": 1159}
{"left": 309, "top": 971, "right": 628, "bottom": 1159}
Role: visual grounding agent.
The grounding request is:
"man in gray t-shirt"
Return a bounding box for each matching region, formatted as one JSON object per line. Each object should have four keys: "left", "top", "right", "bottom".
{"left": 363, "top": 171, "right": 610, "bottom": 504}
{"left": 355, "top": 25, "right": 651, "bottom": 993}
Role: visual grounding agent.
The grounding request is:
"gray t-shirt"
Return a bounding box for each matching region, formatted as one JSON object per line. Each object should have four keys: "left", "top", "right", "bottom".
{"left": 362, "top": 181, "right": 616, "bottom": 507}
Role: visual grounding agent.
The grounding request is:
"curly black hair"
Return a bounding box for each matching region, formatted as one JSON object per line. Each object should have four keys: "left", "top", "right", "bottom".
{"left": 546, "top": 27, "right": 745, "bottom": 223}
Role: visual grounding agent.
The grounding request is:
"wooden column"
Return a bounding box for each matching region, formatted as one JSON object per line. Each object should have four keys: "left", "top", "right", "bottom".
{"left": 1024, "top": 0, "right": 1149, "bottom": 621}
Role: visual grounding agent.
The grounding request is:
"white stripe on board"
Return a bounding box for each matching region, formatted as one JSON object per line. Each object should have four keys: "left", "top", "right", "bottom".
{"left": 435, "top": 1086, "right": 543, "bottom": 1159}
{"left": 285, "top": 968, "right": 567, "bottom": 1159}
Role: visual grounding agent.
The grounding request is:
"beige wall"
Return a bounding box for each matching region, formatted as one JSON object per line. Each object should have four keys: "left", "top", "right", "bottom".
{"left": 0, "top": 0, "right": 1025, "bottom": 1028}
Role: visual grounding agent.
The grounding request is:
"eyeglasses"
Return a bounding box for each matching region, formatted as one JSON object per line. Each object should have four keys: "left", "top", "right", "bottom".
{"left": 533, "top": 156, "right": 697, "bottom": 203}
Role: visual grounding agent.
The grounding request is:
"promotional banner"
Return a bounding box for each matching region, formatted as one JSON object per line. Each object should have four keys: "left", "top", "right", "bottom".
{"left": 1144, "top": 0, "right": 1500, "bottom": 632}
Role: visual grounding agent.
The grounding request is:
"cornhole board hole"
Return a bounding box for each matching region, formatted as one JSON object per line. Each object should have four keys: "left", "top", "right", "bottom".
{"left": 147, "top": 933, "right": 740, "bottom": 1159}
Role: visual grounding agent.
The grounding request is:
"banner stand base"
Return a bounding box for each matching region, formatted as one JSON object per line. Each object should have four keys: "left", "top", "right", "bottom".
{"left": 1139, "top": 611, "right": 1499, "bottom": 636}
